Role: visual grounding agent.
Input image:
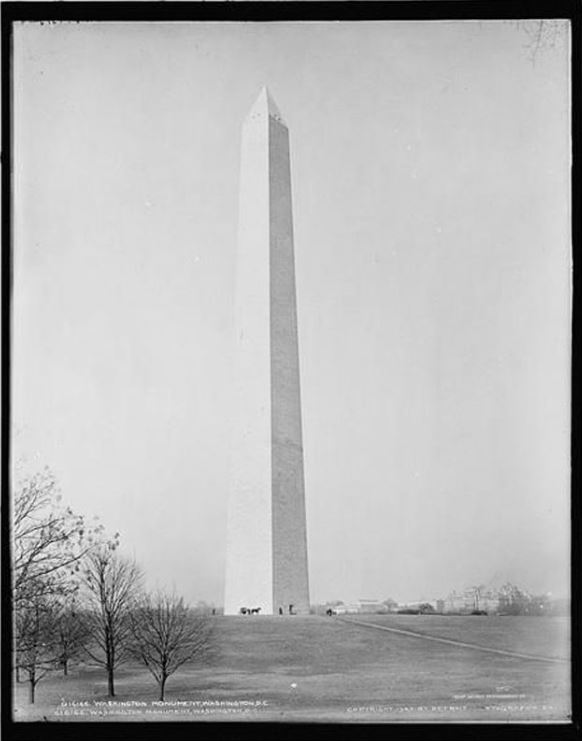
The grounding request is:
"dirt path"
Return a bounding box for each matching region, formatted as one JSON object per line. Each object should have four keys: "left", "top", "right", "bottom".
{"left": 337, "top": 617, "right": 568, "bottom": 664}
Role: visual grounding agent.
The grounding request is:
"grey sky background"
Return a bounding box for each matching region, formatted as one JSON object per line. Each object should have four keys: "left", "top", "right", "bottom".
{"left": 13, "top": 21, "right": 570, "bottom": 605}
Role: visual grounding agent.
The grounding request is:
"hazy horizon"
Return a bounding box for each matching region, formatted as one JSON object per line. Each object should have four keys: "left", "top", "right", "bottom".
{"left": 12, "top": 20, "right": 571, "bottom": 606}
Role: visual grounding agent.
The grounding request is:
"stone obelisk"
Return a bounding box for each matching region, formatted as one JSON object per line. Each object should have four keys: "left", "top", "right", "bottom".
{"left": 224, "top": 88, "right": 310, "bottom": 616}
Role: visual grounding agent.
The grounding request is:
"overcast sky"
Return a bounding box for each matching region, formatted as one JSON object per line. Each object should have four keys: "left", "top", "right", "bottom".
{"left": 13, "top": 20, "right": 571, "bottom": 605}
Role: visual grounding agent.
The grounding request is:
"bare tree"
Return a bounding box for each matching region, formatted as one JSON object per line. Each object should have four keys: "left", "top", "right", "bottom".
{"left": 498, "top": 582, "right": 532, "bottom": 615}
{"left": 469, "top": 585, "right": 486, "bottom": 612}
{"left": 12, "top": 468, "right": 110, "bottom": 606}
{"left": 54, "top": 598, "right": 91, "bottom": 676}
{"left": 129, "top": 592, "right": 214, "bottom": 701}
{"left": 12, "top": 468, "right": 118, "bottom": 701}
{"left": 15, "top": 587, "right": 60, "bottom": 703}
{"left": 82, "top": 547, "right": 142, "bottom": 697}
{"left": 382, "top": 598, "right": 398, "bottom": 613}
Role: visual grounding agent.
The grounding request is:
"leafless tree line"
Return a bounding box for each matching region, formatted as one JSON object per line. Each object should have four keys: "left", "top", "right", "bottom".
{"left": 13, "top": 469, "right": 214, "bottom": 703}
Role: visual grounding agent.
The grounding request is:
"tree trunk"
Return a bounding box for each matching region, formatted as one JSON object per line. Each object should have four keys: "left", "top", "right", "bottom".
{"left": 63, "top": 659, "right": 68, "bottom": 676}
{"left": 29, "top": 678, "right": 36, "bottom": 704}
{"left": 107, "top": 668, "right": 115, "bottom": 697}
{"left": 159, "top": 676, "right": 167, "bottom": 702}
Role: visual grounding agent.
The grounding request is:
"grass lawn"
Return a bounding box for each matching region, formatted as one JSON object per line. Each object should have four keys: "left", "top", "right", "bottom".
{"left": 13, "top": 615, "right": 570, "bottom": 723}
{"left": 349, "top": 614, "right": 570, "bottom": 660}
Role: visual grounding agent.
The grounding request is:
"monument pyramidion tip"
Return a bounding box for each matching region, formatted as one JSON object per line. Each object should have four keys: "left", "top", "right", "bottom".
{"left": 245, "top": 86, "right": 286, "bottom": 126}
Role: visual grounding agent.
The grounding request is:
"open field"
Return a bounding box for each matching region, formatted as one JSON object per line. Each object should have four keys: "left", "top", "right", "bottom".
{"left": 13, "top": 615, "right": 570, "bottom": 723}
{"left": 345, "top": 614, "right": 570, "bottom": 660}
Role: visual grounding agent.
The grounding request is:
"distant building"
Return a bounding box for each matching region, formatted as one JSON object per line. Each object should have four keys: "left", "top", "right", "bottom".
{"left": 399, "top": 600, "right": 439, "bottom": 612}
{"left": 332, "top": 603, "right": 360, "bottom": 615}
{"left": 331, "top": 599, "right": 388, "bottom": 615}
{"left": 478, "top": 591, "right": 501, "bottom": 613}
{"left": 444, "top": 587, "right": 500, "bottom": 614}
{"left": 356, "top": 599, "right": 388, "bottom": 614}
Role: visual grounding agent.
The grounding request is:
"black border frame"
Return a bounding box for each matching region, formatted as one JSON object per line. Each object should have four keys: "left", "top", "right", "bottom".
{"left": 2, "top": 3, "right": 580, "bottom": 740}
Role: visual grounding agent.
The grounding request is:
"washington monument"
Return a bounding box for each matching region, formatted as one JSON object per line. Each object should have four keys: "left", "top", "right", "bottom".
{"left": 224, "top": 88, "right": 310, "bottom": 616}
